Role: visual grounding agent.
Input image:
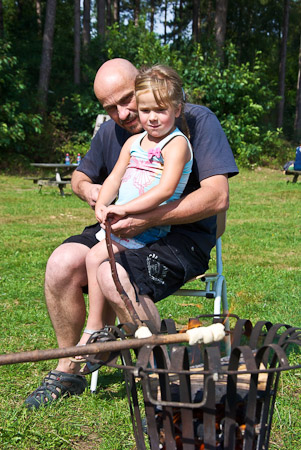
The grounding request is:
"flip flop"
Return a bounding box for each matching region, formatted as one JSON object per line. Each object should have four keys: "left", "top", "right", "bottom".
{"left": 69, "top": 328, "right": 101, "bottom": 363}
{"left": 24, "top": 370, "right": 87, "bottom": 410}
{"left": 80, "top": 327, "right": 121, "bottom": 374}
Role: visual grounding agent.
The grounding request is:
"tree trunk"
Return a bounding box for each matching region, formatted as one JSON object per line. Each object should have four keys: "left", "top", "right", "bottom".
{"left": 106, "top": 0, "right": 112, "bottom": 27}
{"left": 134, "top": 0, "right": 140, "bottom": 26}
{"left": 113, "top": 0, "right": 119, "bottom": 23}
{"left": 215, "top": 0, "right": 228, "bottom": 62}
{"left": 150, "top": 0, "right": 155, "bottom": 32}
{"left": 206, "top": 0, "right": 213, "bottom": 37}
{"left": 192, "top": 0, "right": 200, "bottom": 42}
{"left": 97, "top": 0, "right": 106, "bottom": 35}
{"left": 164, "top": 0, "right": 168, "bottom": 43}
{"left": 83, "top": 0, "right": 91, "bottom": 48}
{"left": 277, "top": 0, "right": 290, "bottom": 129}
{"left": 74, "top": 0, "right": 80, "bottom": 86}
{"left": 0, "top": 0, "right": 3, "bottom": 39}
{"left": 35, "top": 0, "right": 42, "bottom": 33}
{"left": 38, "top": 0, "right": 56, "bottom": 112}
{"left": 294, "top": 34, "right": 301, "bottom": 139}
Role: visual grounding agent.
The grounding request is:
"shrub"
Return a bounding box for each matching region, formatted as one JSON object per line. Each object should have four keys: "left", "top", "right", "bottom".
{"left": 180, "top": 44, "right": 283, "bottom": 167}
{"left": 0, "top": 41, "right": 42, "bottom": 160}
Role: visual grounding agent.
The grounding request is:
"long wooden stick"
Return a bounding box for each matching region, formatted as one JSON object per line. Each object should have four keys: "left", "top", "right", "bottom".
{"left": 105, "top": 219, "right": 144, "bottom": 327}
{"left": 0, "top": 333, "right": 189, "bottom": 366}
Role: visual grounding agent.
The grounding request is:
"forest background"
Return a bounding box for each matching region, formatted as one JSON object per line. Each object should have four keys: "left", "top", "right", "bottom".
{"left": 0, "top": 0, "right": 301, "bottom": 170}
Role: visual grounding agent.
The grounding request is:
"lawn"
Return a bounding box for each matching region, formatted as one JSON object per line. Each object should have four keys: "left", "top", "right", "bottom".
{"left": 0, "top": 169, "right": 300, "bottom": 449}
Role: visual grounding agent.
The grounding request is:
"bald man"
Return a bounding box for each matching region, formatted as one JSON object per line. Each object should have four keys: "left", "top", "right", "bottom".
{"left": 25, "top": 59, "right": 238, "bottom": 409}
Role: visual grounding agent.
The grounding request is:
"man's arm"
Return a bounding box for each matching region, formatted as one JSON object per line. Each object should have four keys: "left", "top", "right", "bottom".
{"left": 111, "top": 174, "right": 229, "bottom": 237}
{"left": 71, "top": 170, "right": 102, "bottom": 209}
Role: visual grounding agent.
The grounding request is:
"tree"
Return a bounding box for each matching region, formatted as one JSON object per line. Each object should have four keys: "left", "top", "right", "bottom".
{"left": 106, "top": 0, "right": 112, "bottom": 27}
{"left": 74, "top": 0, "right": 81, "bottom": 85}
{"left": 277, "top": 0, "right": 290, "bottom": 128}
{"left": 97, "top": 0, "right": 106, "bottom": 35}
{"left": 83, "top": 0, "right": 91, "bottom": 48}
{"left": 192, "top": 0, "right": 200, "bottom": 42}
{"left": 150, "top": 0, "right": 155, "bottom": 31}
{"left": 294, "top": 34, "right": 301, "bottom": 139}
{"left": 215, "top": 0, "right": 228, "bottom": 62}
{"left": 38, "top": 0, "right": 57, "bottom": 112}
{"left": 0, "top": 0, "right": 3, "bottom": 39}
{"left": 134, "top": 0, "right": 140, "bottom": 26}
{"left": 35, "top": 0, "right": 42, "bottom": 33}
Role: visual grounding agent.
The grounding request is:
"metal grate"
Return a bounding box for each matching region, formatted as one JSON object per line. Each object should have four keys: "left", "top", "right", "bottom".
{"left": 103, "top": 316, "right": 300, "bottom": 450}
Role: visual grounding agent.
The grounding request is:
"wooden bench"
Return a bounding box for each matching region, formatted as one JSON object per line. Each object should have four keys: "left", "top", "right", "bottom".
{"left": 92, "top": 114, "right": 110, "bottom": 137}
{"left": 284, "top": 168, "right": 300, "bottom": 183}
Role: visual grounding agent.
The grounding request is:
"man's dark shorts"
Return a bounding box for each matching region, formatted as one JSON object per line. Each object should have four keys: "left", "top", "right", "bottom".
{"left": 63, "top": 223, "right": 209, "bottom": 303}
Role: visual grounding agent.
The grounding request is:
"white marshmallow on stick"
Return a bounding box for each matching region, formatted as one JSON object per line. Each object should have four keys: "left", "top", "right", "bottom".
{"left": 186, "top": 323, "right": 225, "bottom": 345}
{"left": 135, "top": 326, "right": 153, "bottom": 339}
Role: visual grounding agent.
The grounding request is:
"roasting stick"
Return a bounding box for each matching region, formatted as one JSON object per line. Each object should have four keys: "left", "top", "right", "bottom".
{"left": 0, "top": 324, "right": 226, "bottom": 366}
{"left": 105, "top": 219, "right": 153, "bottom": 338}
{"left": 105, "top": 219, "right": 144, "bottom": 329}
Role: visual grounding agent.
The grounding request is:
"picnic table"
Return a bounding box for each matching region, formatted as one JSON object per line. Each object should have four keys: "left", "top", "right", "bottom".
{"left": 28, "top": 163, "right": 78, "bottom": 196}
{"left": 284, "top": 164, "right": 301, "bottom": 183}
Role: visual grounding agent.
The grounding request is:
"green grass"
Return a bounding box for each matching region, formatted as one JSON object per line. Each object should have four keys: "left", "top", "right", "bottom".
{"left": 0, "top": 170, "right": 300, "bottom": 449}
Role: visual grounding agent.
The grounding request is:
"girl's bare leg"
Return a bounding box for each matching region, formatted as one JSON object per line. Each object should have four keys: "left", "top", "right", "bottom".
{"left": 76, "top": 239, "right": 126, "bottom": 349}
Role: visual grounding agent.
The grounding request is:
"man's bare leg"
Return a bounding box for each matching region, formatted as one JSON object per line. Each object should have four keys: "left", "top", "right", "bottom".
{"left": 44, "top": 242, "right": 90, "bottom": 373}
{"left": 97, "top": 261, "right": 161, "bottom": 331}
{"left": 46, "top": 242, "right": 117, "bottom": 370}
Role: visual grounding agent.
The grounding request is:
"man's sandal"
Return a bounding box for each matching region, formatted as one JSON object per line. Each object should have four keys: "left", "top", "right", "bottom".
{"left": 24, "top": 370, "right": 87, "bottom": 410}
{"left": 69, "top": 328, "right": 101, "bottom": 363}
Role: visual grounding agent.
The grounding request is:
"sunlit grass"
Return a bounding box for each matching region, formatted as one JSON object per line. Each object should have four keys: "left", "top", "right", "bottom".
{"left": 0, "top": 170, "right": 300, "bottom": 449}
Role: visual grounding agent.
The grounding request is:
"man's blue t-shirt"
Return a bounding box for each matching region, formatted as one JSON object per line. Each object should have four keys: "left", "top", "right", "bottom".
{"left": 77, "top": 104, "right": 239, "bottom": 258}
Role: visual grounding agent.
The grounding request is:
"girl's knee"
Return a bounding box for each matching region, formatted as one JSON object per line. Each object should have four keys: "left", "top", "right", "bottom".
{"left": 96, "top": 261, "right": 112, "bottom": 291}
{"left": 86, "top": 242, "right": 107, "bottom": 269}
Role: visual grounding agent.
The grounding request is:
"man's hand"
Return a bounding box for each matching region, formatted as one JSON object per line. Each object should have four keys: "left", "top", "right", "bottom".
{"left": 71, "top": 171, "right": 101, "bottom": 209}
{"left": 110, "top": 215, "right": 149, "bottom": 238}
{"left": 111, "top": 174, "right": 229, "bottom": 238}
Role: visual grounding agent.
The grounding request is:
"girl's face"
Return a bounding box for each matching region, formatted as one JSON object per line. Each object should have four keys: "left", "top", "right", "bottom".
{"left": 136, "top": 90, "right": 181, "bottom": 141}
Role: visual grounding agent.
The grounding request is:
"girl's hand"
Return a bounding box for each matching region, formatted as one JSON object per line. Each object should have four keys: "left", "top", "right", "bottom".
{"left": 105, "top": 205, "right": 127, "bottom": 225}
{"left": 95, "top": 204, "right": 108, "bottom": 224}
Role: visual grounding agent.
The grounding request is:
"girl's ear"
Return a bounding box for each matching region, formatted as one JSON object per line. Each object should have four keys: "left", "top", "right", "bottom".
{"left": 175, "top": 104, "right": 182, "bottom": 118}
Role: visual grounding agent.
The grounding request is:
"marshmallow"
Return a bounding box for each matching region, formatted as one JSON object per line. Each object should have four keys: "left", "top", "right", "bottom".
{"left": 135, "top": 326, "right": 153, "bottom": 339}
{"left": 186, "top": 323, "right": 225, "bottom": 346}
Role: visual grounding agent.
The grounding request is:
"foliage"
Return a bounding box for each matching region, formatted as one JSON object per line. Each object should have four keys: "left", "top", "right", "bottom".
{"left": 180, "top": 44, "right": 284, "bottom": 166}
{"left": 0, "top": 41, "right": 43, "bottom": 159}
{"left": 1, "top": 0, "right": 301, "bottom": 169}
{"left": 104, "top": 20, "right": 177, "bottom": 68}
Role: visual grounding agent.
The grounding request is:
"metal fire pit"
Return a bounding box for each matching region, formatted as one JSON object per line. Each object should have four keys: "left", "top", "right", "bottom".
{"left": 107, "top": 315, "right": 300, "bottom": 450}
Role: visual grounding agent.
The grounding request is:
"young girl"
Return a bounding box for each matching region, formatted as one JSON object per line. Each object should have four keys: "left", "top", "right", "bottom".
{"left": 74, "top": 64, "right": 193, "bottom": 355}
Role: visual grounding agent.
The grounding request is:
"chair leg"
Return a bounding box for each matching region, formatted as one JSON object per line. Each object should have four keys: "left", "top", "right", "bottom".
{"left": 213, "top": 276, "right": 224, "bottom": 316}
{"left": 214, "top": 276, "right": 231, "bottom": 356}
{"left": 221, "top": 278, "right": 231, "bottom": 356}
{"left": 90, "top": 369, "right": 99, "bottom": 393}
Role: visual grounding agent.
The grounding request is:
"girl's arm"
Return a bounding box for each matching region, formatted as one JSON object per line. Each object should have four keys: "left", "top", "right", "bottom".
{"left": 106, "top": 135, "right": 191, "bottom": 219}
{"left": 94, "top": 135, "right": 137, "bottom": 223}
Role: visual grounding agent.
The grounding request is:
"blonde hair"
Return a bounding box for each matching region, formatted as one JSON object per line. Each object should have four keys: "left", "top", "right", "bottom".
{"left": 135, "top": 65, "right": 190, "bottom": 138}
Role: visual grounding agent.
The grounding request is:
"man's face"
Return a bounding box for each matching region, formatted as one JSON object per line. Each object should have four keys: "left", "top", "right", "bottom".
{"left": 98, "top": 80, "right": 143, "bottom": 134}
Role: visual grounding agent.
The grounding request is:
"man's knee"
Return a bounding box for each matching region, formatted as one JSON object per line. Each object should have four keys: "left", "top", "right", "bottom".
{"left": 45, "top": 243, "right": 88, "bottom": 286}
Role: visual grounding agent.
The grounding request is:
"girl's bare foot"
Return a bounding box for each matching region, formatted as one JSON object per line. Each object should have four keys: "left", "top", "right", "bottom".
{"left": 70, "top": 328, "right": 101, "bottom": 362}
